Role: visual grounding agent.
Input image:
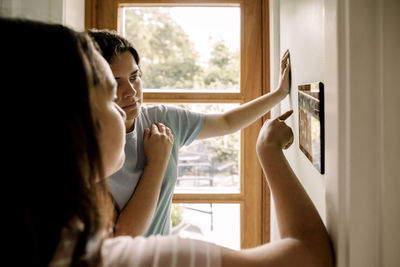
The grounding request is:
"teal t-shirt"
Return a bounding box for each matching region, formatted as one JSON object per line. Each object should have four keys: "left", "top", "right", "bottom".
{"left": 107, "top": 105, "right": 205, "bottom": 236}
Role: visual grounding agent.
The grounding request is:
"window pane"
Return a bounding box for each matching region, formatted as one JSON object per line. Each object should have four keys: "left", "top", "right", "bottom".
{"left": 177, "top": 134, "right": 240, "bottom": 193}
{"left": 120, "top": 6, "right": 240, "bottom": 92}
{"left": 171, "top": 203, "right": 240, "bottom": 250}
{"left": 148, "top": 103, "right": 240, "bottom": 193}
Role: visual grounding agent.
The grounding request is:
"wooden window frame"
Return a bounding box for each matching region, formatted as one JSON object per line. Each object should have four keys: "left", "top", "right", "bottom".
{"left": 85, "top": 0, "right": 270, "bottom": 248}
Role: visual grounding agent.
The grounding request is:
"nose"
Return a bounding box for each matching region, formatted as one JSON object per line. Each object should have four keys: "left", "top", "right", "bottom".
{"left": 120, "top": 79, "right": 137, "bottom": 98}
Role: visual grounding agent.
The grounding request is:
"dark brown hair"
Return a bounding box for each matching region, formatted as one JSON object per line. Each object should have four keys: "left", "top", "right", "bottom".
{"left": 1, "top": 18, "right": 114, "bottom": 266}
{"left": 87, "top": 29, "right": 140, "bottom": 65}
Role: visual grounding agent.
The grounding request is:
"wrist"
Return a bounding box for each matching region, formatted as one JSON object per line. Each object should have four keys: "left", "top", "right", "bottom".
{"left": 273, "top": 85, "right": 288, "bottom": 99}
{"left": 145, "top": 160, "right": 168, "bottom": 172}
{"left": 256, "top": 142, "right": 282, "bottom": 160}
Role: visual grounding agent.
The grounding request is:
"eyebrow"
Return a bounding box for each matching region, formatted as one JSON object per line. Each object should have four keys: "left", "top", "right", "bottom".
{"left": 130, "top": 69, "right": 139, "bottom": 76}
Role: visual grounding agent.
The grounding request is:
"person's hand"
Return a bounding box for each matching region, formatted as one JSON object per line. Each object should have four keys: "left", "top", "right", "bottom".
{"left": 276, "top": 49, "right": 291, "bottom": 97}
{"left": 256, "top": 110, "right": 294, "bottom": 157}
{"left": 143, "top": 123, "right": 174, "bottom": 168}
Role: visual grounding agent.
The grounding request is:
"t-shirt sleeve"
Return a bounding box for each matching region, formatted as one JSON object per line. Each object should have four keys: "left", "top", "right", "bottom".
{"left": 101, "top": 235, "right": 221, "bottom": 267}
{"left": 149, "top": 105, "right": 205, "bottom": 147}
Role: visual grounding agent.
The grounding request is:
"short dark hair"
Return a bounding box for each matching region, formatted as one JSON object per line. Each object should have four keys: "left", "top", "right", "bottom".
{"left": 87, "top": 29, "right": 140, "bottom": 65}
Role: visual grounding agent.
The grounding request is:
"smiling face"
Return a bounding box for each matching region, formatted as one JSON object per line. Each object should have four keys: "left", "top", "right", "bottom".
{"left": 91, "top": 50, "right": 127, "bottom": 178}
{"left": 109, "top": 51, "right": 143, "bottom": 133}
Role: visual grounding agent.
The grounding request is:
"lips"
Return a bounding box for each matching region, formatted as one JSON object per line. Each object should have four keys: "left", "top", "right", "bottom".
{"left": 121, "top": 98, "right": 140, "bottom": 109}
{"left": 122, "top": 102, "right": 137, "bottom": 109}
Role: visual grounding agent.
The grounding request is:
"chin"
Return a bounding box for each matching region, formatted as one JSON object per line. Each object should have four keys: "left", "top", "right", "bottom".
{"left": 126, "top": 110, "right": 140, "bottom": 121}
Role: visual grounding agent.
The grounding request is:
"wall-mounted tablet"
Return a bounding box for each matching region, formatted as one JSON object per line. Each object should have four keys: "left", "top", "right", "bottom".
{"left": 298, "top": 82, "right": 325, "bottom": 174}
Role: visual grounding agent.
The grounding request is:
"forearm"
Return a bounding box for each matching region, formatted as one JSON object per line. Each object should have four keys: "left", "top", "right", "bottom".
{"left": 259, "top": 145, "right": 327, "bottom": 239}
{"left": 257, "top": 145, "right": 333, "bottom": 265}
{"left": 221, "top": 238, "right": 329, "bottom": 267}
{"left": 226, "top": 90, "right": 286, "bottom": 131}
{"left": 198, "top": 90, "right": 286, "bottom": 139}
{"left": 219, "top": 146, "right": 333, "bottom": 267}
{"left": 114, "top": 165, "right": 165, "bottom": 237}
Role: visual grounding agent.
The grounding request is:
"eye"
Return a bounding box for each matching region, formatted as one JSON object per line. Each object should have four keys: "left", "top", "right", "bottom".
{"left": 129, "top": 69, "right": 142, "bottom": 83}
{"left": 129, "top": 75, "right": 140, "bottom": 83}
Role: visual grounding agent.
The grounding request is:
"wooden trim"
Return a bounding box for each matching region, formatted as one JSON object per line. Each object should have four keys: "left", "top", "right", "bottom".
{"left": 261, "top": 0, "right": 270, "bottom": 244}
{"left": 88, "top": 0, "right": 267, "bottom": 249}
{"left": 96, "top": 0, "right": 118, "bottom": 30}
{"left": 173, "top": 193, "right": 242, "bottom": 202}
{"left": 117, "top": 0, "right": 242, "bottom": 5}
{"left": 143, "top": 92, "right": 245, "bottom": 103}
{"left": 240, "top": 0, "right": 263, "bottom": 249}
{"left": 85, "top": 0, "right": 96, "bottom": 29}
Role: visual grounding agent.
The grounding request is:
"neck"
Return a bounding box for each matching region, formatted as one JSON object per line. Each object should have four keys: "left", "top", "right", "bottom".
{"left": 125, "top": 119, "right": 135, "bottom": 133}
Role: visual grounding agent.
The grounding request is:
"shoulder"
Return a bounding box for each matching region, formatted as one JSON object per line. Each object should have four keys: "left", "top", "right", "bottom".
{"left": 101, "top": 235, "right": 221, "bottom": 267}
{"left": 142, "top": 104, "right": 186, "bottom": 115}
{"left": 138, "top": 104, "right": 170, "bottom": 120}
{"left": 141, "top": 104, "right": 203, "bottom": 123}
{"left": 101, "top": 236, "right": 144, "bottom": 266}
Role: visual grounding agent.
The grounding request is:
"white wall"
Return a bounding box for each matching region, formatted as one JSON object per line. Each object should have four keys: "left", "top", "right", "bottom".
{"left": 0, "top": 0, "right": 84, "bottom": 31}
{"left": 380, "top": 2, "right": 400, "bottom": 265}
{"left": 272, "top": 0, "right": 400, "bottom": 266}
{"left": 325, "top": 0, "right": 400, "bottom": 266}
{"left": 269, "top": 0, "right": 327, "bottom": 241}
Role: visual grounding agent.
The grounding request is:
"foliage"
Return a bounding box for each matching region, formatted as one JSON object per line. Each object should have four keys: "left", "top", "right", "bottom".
{"left": 176, "top": 103, "right": 240, "bottom": 176}
{"left": 125, "top": 8, "right": 200, "bottom": 89}
{"left": 126, "top": 8, "right": 240, "bottom": 179}
{"left": 124, "top": 8, "right": 239, "bottom": 90}
{"left": 171, "top": 204, "right": 183, "bottom": 227}
{"left": 202, "top": 40, "right": 239, "bottom": 90}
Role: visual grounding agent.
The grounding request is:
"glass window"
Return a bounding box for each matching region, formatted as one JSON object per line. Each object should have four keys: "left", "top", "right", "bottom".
{"left": 101, "top": 0, "right": 267, "bottom": 248}
{"left": 171, "top": 203, "right": 240, "bottom": 250}
{"left": 120, "top": 6, "right": 240, "bottom": 92}
{"left": 145, "top": 103, "right": 240, "bottom": 193}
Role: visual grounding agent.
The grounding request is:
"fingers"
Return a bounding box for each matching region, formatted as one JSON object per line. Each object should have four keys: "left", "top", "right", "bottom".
{"left": 157, "top": 122, "right": 165, "bottom": 133}
{"left": 277, "top": 110, "right": 293, "bottom": 122}
{"left": 150, "top": 123, "right": 166, "bottom": 134}
{"left": 285, "top": 56, "right": 291, "bottom": 70}
{"left": 277, "top": 111, "right": 294, "bottom": 149}
{"left": 143, "top": 127, "right": 151, "bottom": 140}
{"left": 150, "top": 123, "right": 159, "bottom": 134}
{"left": 282, "top": 49, "right": 290, "bottom": 60}
{"left": 257, "top": 111, "right": 294, "bottom": 154}
{"left": 281, "top": 49, "right": 290, "bottom": 73}
{"left": 281, "top": 61, "right": 290, "bottom": 78}
{"left": 283, "top": 132, "right": 294, "bottom": 150}
{"left": 148, "top": 123, "right": 173, "bottom": 140}
{"left": 165, "top": 126, "right": 173, "bottom": 138}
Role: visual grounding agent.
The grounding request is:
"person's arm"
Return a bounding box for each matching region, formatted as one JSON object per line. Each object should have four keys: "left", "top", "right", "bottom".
{"left": 220, "top": 111, "right": 334, "bottom": 267}
{"left": 114, "top": 123, "right": 174, "bottom": 237}
{"left": 196, "top": 50, "right": 290, "bottom": 140}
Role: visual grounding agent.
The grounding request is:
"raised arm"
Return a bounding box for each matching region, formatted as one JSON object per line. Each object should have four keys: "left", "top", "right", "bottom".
{"left": 196, "top": 50, "right": 290, "bottom": 140}
{"left": 114, "top": 123, "right": 174, "bottom": 237}
{"left": 220, "top": 111, "right": 333, "bottom": 267}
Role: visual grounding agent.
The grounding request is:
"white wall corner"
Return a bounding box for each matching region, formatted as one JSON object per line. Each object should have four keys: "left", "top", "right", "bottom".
{"left": 325, "top": 0, "right": 400, "bottom": 266}
{"left": 268, "top": 0, "right": 281, "bottom": 242}
{"left": 269, "top": 0, "right": 281, "bottom": 120}
{"left": 0, "top": 0, "right": 84, "bottom": 31}
{"left": 63, "top": 0, "right": 85, "bottom": 31}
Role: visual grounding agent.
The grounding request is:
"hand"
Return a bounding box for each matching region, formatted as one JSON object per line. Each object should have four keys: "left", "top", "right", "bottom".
{"left": 256, "top": 110, "right": 294, "bottom": 156}
{"left": 143, "top": 123, "right": 174, "bottom": 168}
{"left": 276, "top": 49, "right": 291, "bottom": 97}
